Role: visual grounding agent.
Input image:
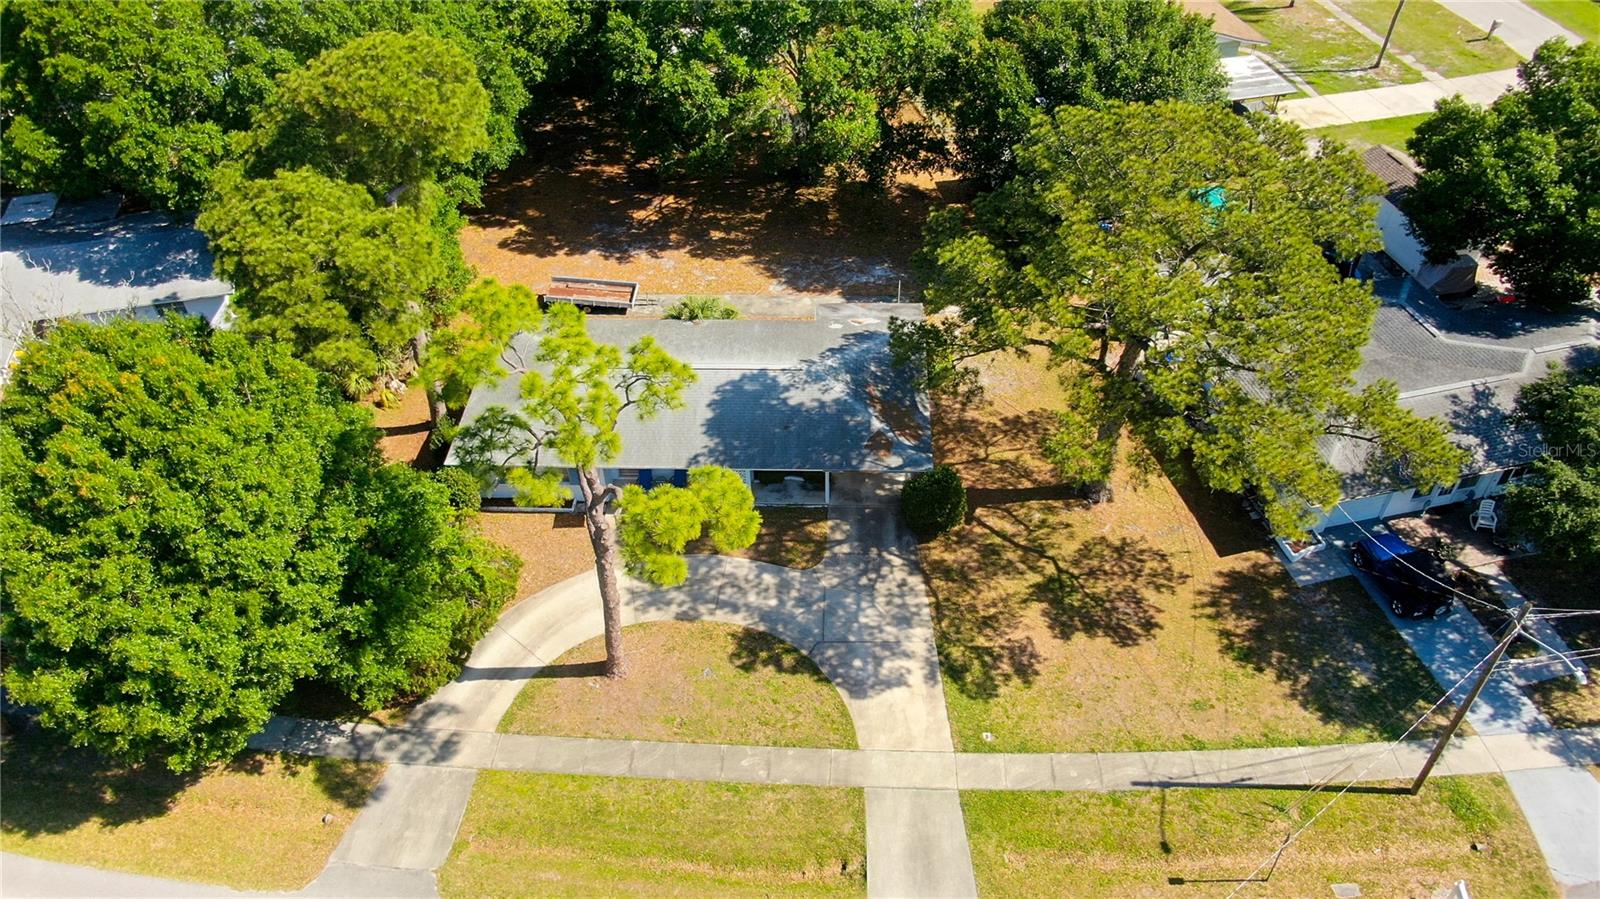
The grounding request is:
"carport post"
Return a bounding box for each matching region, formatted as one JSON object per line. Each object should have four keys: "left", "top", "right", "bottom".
{"left": 1409, "top": 603, "right": 1531, "bottom": 795}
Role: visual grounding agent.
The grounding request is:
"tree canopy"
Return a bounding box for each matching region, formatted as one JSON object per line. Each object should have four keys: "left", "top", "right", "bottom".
{"left": 1504, "top": 364, "right": 1600, "bottom": 565}
{"left": 0, "top": 319, "right": 518, "bottom": 770}
{"left": 894, "top": 102, "right": 1465, "bottom": 534}
{"left": 927, "top": 0, "right": 1227, "bottom": 185}
{"left": 0, "top": 319, "right": 361, "bottom": 770}
{"left": 1403, "top": 39, "right": 1600, "bottom": 310}
{"left": 0, "top": 0, "right": 575, "bottom": 210}
{"left": 238, "top": 30, "right": 490, "bottom": 202}
{"left": 0, "top": 0, "right": 229, "bottom": 209}
{"left": 198, "top": 167, "right": 446, "bottom": 397}
{"left": 586, "top": 0, "right": 978, "bottom": 182}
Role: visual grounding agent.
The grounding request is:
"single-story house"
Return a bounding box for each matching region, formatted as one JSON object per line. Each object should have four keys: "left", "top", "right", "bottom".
{"left": 445, "top": 305, "right": 935, "bottom": 508}
{"left": 1, "top": 208, "right": 232, "bottom": 382}
{"left": 1306, "top": 273, "right": 1599, "bottom": 535}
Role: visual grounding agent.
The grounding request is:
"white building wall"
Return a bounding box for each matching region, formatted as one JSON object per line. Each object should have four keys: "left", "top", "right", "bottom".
{"left": 1310, "top": 470, "right": 1511, "bottom": 533}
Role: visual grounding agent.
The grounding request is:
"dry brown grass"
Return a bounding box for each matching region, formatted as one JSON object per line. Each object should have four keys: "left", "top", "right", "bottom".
{"left": 687, "top": 506, "right": 832, "bottom": 570}
{"left": 477, "top": 511, "right": 596, "bottom": 607}
{"left": 926, "top": 349, "right": 1450, "bottom": 752}
{"left": 1, "top": 730, "right": 383, "bottom": 891}
{"left": 498, "top": 621, "right": 857, "bottom": 749}
{"left": 461, "top": 112, "right": 966, "bottom": 300}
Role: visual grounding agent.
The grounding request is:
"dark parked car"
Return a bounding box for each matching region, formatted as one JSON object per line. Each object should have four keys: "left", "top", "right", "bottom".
{"left": 1350, "top": 532, "right": 1454, "bottom": 619}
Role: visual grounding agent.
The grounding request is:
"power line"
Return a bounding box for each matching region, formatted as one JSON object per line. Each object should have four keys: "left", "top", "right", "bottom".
{"left": 1222, "top": 645, "right": 1503, "bottom": 897}
{"left": 1510, "top": 627, "right": 1590, "bottom": 677}
{"left": 1328, "top": 507, "right": 1513, "bottom": 618}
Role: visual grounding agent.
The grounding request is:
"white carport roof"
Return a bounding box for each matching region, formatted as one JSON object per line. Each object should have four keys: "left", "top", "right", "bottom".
{"left": 1220, "top": 55, "right": 1296, "bottom": 102}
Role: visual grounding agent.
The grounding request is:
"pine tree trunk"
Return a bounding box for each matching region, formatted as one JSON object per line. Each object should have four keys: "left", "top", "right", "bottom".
{"left": 1082, "top": 416, "right": 1122, "bottom": 504}
{"left": 410, "top": 330, "right": 449, "bottom": 427}
{"left": 579, "top": 466, "right": 627, "bottom": 678}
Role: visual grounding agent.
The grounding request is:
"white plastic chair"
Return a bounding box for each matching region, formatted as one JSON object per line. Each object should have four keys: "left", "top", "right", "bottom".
{"left": 1469, "top": 499, "right": 1498, "bottom": 532}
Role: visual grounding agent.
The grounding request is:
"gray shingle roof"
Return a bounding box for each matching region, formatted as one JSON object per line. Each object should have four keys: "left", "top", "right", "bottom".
{"left": 1326, "top": 275, "right": 1600, "bottom": 496}
{"left": 2, "top": 212, "right": 232, "bottom": 376}
{"left": 448, "top": 314, "right": 934, "bottom": 474}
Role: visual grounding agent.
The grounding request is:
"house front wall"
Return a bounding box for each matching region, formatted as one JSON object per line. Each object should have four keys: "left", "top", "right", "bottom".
{"left": 1309, "top": 470, "right": 1512, "bottom": 533}
{"left": 479, "top": 467, "right": 835, "bottom": 509}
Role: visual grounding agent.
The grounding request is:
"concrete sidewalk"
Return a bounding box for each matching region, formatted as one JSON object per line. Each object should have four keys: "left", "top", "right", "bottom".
{"left": 249, "top": 715, "right": 1600, "bottom": 792}
{"left": 1281, "top": 69, "right": 1519, "bottom": 128}
{"left": 394, "top": 505, "right": 975, "bottom": 899}
{"left": 1437, "top": 0, "right": 1579, "bottom": 58}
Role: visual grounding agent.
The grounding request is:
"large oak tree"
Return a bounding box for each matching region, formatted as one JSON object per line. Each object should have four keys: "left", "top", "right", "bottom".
{"left": 0, "top": 0, "right": 575, "bottom": 210}
{"left": 0, "top": 318, "right": 518, "bottom": 770}
{"left": 1403, "top": 39, "right": 1600, "bottom": 310}
{"left": 926, "top": 0, "right": 1227, "bottom": 186}
{"left": 587, "top": 0, "right": 978, "bottom": 182}
{"left": 894, "top": 103, "right": 1465, "bottom": 534}
{"left": 1504, "top": 364, "right": 1600, "bottom": 565}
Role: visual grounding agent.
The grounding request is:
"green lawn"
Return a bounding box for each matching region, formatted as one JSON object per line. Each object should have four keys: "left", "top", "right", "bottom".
{"left": 927, "top": 350, "right": 1454, "bottom": 753}
{"left": 500, "top": 620, "right": 859, "bottom": 748}
{"left": 1, "top": 729, "right": 383, "bottom": 891}
{"left": 1312, "top": 112, "right": 1432, "bottom": 151}
{"left": 964, "top": 777, "right": 1556, "bottom": 897}
{"left": 440, "top": 772, "right": 866, "bottom": 897}
{"left": 1526, "top": 0, "right": 1600, "bottom": 43}
{"left": 1342, "top": 0, "right": 1525, "bottom": 76}
{"left": 1227, "top": 0, "right": 1424, "bottom": 93}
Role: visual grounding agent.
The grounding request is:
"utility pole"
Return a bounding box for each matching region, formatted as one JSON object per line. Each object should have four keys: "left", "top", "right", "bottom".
{"left": 1410, "top": 603, "right": 1531, "bottom": 795}
{"left": 1376, "top": 0, "right": 1406, "bottom": 68}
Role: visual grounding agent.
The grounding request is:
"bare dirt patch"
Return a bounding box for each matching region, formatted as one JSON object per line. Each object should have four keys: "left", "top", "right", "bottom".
{"left": 500, "top": 620, "right": 857, "bottom": 748}
{"left": 477, "top": 511, "right": 595, "bottom": 607}
{"left": 461, "top": 111, "right": 966, "bottom": 299}
{"left": 367, "top": 387, "right": 436, "bottom": 468}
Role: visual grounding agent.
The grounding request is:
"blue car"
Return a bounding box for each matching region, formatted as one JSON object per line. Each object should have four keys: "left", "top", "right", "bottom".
{"left": 1350, "top": 532, "right": 1454, "bottom": 620}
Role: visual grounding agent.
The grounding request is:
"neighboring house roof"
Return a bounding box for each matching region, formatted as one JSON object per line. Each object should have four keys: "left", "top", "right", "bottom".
{"left": 1360, "top": 146, "right": 1420, "bottom": 201}
{"left": 447, "top": 309, "right": 935, "bottom": 475}
{"left": 1324, "top": 275, "right": 1599, "bottom": 497}
{"left": 1, "top": 212, "right": 232, "bottom": 377}
{"left": 1182, "top": 1, "right": 1270, "bottom": 46}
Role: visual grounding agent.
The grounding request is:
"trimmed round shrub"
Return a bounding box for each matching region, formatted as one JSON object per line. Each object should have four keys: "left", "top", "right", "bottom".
{"left": 902, "top": 464, "right": 967, "bottom": 537}
{"left": 434, "top": 467, "right": 485, "bottom": 515}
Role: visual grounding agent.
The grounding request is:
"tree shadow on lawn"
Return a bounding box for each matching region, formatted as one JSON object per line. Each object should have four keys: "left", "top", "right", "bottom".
{"left": 0, "top": 726, "right": 199, "bottom": 836}
{"left": 1155, "top": 453, "right": 1268, "bottom": 559}
{"left": 728, "top": 628, "right": 833, "bottom": 684}
{"left": 467, "top": 106, "right": 944, "bottom": 297}
{"left": 929, "top": 503, "right": 1185, "bottom": 700}
{"left": 234, "top": 753, "right": 376, "bottom": 811}
{"left": 0, "top": 724, "right": 379, "bottom": 840}
{"left": 1200, "top": 560, "right": 1453, "bottom": 740}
